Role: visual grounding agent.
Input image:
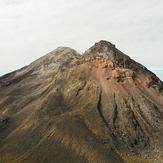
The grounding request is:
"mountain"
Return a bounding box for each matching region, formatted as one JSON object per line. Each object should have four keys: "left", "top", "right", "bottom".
{"left": 0, "top": 40, "right": 163, "bottom": 163}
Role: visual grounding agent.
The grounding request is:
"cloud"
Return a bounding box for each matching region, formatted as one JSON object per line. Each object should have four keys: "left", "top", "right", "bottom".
{"left": 0, "top": 0, "right": 163, "bottom": 76}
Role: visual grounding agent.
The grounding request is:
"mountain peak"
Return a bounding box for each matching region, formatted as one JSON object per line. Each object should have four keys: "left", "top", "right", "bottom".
{"left": 84, "top": 40, "right": 131, "bottom": 68}
{"left": 85, "top": 40, "right": 116, "bottom": 54}
{"left": 94, "top": 40, "right": 116, "bottom": 49}
{"left": 0, "top": 40, "right": 163, "bottom": 163}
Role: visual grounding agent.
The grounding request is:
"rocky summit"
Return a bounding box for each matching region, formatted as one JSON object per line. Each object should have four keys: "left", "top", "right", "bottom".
{"left": 0, "top": 40, "right": 163, "bottom": 163}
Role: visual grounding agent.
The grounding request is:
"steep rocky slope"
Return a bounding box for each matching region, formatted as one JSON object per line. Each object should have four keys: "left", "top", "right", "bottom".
{"left": 0, "top": 41, "right": 163, "bottom": 163}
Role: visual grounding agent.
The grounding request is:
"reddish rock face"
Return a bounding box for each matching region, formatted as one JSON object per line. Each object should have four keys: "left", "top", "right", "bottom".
{"left": 0, "top": 41, "right": 163, "bottom": 163}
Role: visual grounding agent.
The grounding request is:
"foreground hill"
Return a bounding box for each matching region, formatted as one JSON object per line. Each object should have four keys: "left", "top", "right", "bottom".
{"left": 0, "top": 41, "right": 163, "bottom": 163}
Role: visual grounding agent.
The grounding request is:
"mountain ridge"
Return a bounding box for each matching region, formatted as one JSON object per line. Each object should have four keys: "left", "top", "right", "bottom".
{"left": 0, "top": 40, "right": 163, "bottom": 163}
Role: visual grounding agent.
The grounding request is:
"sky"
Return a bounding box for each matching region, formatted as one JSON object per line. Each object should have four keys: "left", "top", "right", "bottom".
{"left": 0, "top": 0, "right": 163, "bottom": 79}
